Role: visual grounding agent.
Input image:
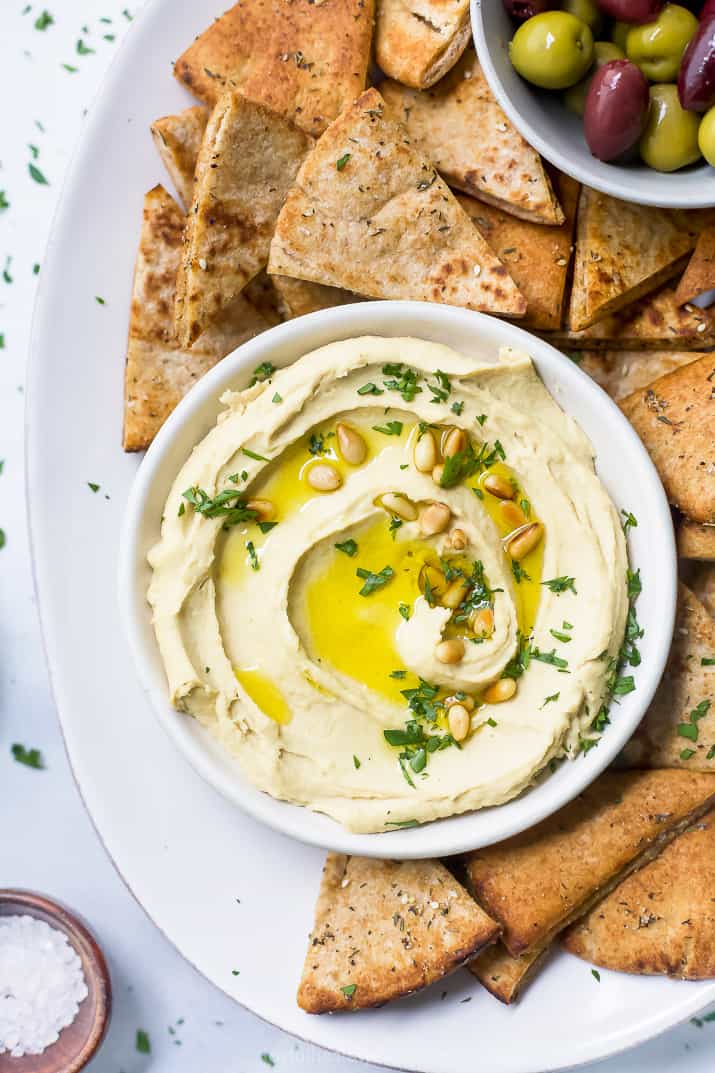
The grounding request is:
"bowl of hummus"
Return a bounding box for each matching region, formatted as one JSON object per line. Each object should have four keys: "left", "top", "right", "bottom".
{"left": 119, "top": 302, "right": 676, "bottom": 857}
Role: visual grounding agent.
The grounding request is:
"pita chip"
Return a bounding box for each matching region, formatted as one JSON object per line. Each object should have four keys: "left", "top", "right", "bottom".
{"left": 456, "top": 173, "right": 578, "bottom": 331}
{"left": 619, "top": 585, "right": 715, "bottom": 771}
{"left": 679, "top": 519, "right": 715, "bottom": 562}
{"left": 297, "top": 854, "right": 500, "bottom": 1013}
{"left": 468, "top": 942, "right": 546, "bottom": 1005}
{"left": 269, "top": 89, "right": 526, "bottom": 316}
{"left": 375, "top": 0, "right": 471, "bottom": 90}
{"left": 579, "top": 350, "right": 702, "bottom": 401}
{"left": 150, "top": 106, "right": 208, "bottom": 210}
{"left": 270, "top": 274, "right": 353, "bottom": 319}
{"left": 174, "top": 0, "right": 374, "bottom": 137}
{"left": 123, "top": 186, "right": 269, "bottom": 452}
{"left": 175, "top": 92, "right": 312, "bottom": 347}
{"left": 568, "top": 188, "right": 698, "bottom": 331}
{"left": 675, "top": 225, "right": 715, "bottom": 306}
{"left": 688, "top": 563, "right": 715, "bottom": 619}
{"left": 463, "top": 769, "right": 715, "bottom": 958}
{"left": 620, "top": 354, "right": 715, "bottom": 523}
{"left": 381, "top": 54, "right": 564, "bottom": 225}
{"left": 563, "top": 810, "right": 715, "bottom": 980}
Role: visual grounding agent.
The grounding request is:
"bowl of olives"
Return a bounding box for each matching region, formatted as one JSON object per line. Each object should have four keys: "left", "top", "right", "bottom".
{"left": 472, "top": 0, "right": 715, "bottom": 206}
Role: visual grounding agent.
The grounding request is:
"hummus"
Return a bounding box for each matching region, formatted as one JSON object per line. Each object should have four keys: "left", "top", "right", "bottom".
{"left": 148, "top": 336, "right": 628, "bottom": 833}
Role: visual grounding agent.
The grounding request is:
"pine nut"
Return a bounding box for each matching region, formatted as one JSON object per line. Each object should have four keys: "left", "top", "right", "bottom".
{"left": 501, "top": 501, "right": 528, "bottom": 529}
{"left": 445, "top": 694, "right": 476, "bottom": 711}
{"left": 441, "top": 578, "right": 469, "bottom": 609}
{"left": 448, "top": 704, "right": 470, "bottom": 742}
{"left": 483, "top": 474, "right": 515, "bottom": 500}
{"left": 432, "top": 463, "right": 445, "bottom": 485}
{"left": 419, "top": 501, "right": 451, "bottom": 536}
{"left": 379, "top": 492, "right": 418, "bottom": 521}
{"left": 506, "top": 522, "right": 543, "bottom": 561}
{"left": 484, "top": 678, "right": 517, "bottom": 704}
{"left": 336, "top": 422, "right": 367, "bottom": 465}
{"left": 413, "top": 430, "right": 437, "bottom": 473}
{"left": 419, "top": 564, "right": 447, "bottom": 600}
{"left": 246, "top": 498, "right": 276, "bottom": 522}
{"left": 307, "top": 463, "right": 342, "bottom": 492}
{"left": 471, "top": 607, "right": 494, "bottom": 636}
{"left": 436, "top": 638, "right": 465, "bottom": 664}
{"left": 447, "top": 528, "right": 468, "bottom": 551}
{"left": 442, "top": 427, "right": 467, "bottom": 458}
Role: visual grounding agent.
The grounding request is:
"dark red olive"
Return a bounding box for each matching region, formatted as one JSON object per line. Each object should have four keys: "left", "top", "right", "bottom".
{"left": 502, "top": 0, "right": 554, "bottom": 20}
{"left": 584, "top": 60, "right": 650, "bottom": 160}
{"left": 679, "top": 14, "right": 715, "bottom": 110}
{"left": 595, "top": 0, "right": 663, "bottom": 22}
{"left": 702, "top": 0, "right": 715, "bottom": 18}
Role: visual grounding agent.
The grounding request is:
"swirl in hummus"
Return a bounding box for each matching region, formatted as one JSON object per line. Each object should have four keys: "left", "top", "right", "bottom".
{"left": 148, "top": 336, "right": 628, "bottom": 833}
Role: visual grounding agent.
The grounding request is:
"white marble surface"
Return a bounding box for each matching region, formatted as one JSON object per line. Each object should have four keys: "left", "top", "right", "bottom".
{"left": 1, "top": 3, "right": 714, "bottom": 1069}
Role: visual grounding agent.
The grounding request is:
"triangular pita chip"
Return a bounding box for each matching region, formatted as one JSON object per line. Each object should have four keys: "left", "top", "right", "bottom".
{"left": 689, "top": 563, "right": 715, "bottom": 619}
{"left": 468, "top": 942, "right": 546, "bottom": 1005}
{"left": 456, "top": 173, "right": 578, "bottom": 331}
{"left": 174, "top": 0, "right": 374, "bottom": 137}
{"left": 675, "top": 225, "right": 715, "bottom": 306}
{"left": 579, "top": 350, "right": 702, "bottom": 401}
{"left": 123, "top": 186, "right": 269, "bottom": 451}
{"left": 270, "top": 274, "right": 353, "bottom": 319}
{"left": 375, "top": 0, "right": 471, "bottom": 91}
{"left": 619, "top": 584, "right": 715, "bottom": 770}
{"left": 463, "top": 769, "right": 715, "bottom": 957}
{"left": 269, "top": 89, "right": 526, "bottom": 315}
{"left": 175, "top": 92, "right": 312, "bottom": 347}
{"left": 297, "top": 854, "right": 500, "bottom": 1013}
{"left": 620, "top": 354, "right": 715, "bottom": 523}
{"left": 382, "top": 53, "right": 564, "bottom": 225}
{"left": 562, "top": 810, "right": 715, "bottom": 979}
{"left": 568, "top": 188, "right": 698, "bottom": 331}
{"left": 150, "top": 106, "right": 208, "bottom": 211}
{"left": 679, "top": 519, "right": 715, "bottom": 562}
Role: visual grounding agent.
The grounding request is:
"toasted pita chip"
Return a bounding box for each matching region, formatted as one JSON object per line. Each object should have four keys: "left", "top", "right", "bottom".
{"left": 456, "top": 174, "right": 578, "bottom": 331}
{"left": 297, "top": 854, "right": 500, "bottom": 1013}
{"left": 618, "top": 585, "right": 715, "bottom": 771}
{"left": 175, "top": 92, "right": 312, "bottom": 347}
{"left": 563, "top": 810, "right": 715, "bottom": 980}
{"left": 579, "top": 350, "right": 703, "bottom": 401}
{"left": 382, "top": 54, "right": 564, "bottom": 225}
{"left": 375, "top": 0, "right": 471, "bottom": 90}
{"left": 269, "top": 89, "right": 526, "bottom": 315}
{"left": 543, "top": 283, "right": 715, "bottom": 350}
{"left": 463, "top": 769, "right": 715, "bottom": 958}
{"left": 676, "top": 225, "right": 715, "bottom": 307}
{"left": 468, "top": 942, "right": 547, "bottom": 1005}
{"left": 620, "top": 355, "right": 715, "bottom": 523}
{"left": 123, "top": 186, "right": 268, "bottom": 451}
{"left": 568, "top": 188, "right": 698, "bottom": 331}
{"left": 270, "top": 274, "right": 353, "bottom": 319}
{"left": 679, "top": 519, "right": 715, "bottom": 562}
{"left": 150, "top": 106, "right": 208, "bottom": 211}
{"left": 174, "top": 0, "right": 374, "bottom": 137}
{"left": 688, "top": 563, "right": 715, "bottom": 619}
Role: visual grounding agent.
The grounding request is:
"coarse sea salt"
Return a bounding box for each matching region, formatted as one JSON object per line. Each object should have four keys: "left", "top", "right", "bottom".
{"left": 0, "top": 915, "right": 88, "bottom": 1057}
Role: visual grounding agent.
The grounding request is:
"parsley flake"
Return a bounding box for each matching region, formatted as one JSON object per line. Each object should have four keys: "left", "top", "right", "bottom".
{"left": 136, "top": 1030, "right": 151, "bottom": 1055}
{"left": 372, "top": 420, "right": 403, "bottom": 436}
{"left": 335, "top": 538, "right": 358, "bottom": 557}
{"left": 29, "top": 163, "right": 49, "bottom": 184}
{"left": 11, "top": 744, "right": 44, "bottom": 769}
{"left": 542, "top": 576, "right": 577, "bottom": 595}
{"left": 356, "top": 565, "right": 394, "bottom": 596}
{"left": 336, "top": 153, "right": 351, "bottom": 171}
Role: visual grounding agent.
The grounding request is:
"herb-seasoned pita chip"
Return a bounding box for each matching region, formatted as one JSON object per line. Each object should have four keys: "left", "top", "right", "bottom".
{"left": 174, "top": 0, "right": 374, "bottom": 137}
{"left": 620, "top": 355, "right": 715, "bottom": 523}
{"left": 375, "top": 0, "right": 471, "bottom": 90}
{"left": 679, "top": 519, "right": 715, "bottom": 562}
{"left": 270, "top": 274, "right": 353, "bottom": 319}
{"left": 269, "top": 89, "right": 526, "bottom": 315}
{"left": 382, "top": 54, "right": 564, "bottom": 225}
{"left": 297, "top": 854, "right": 500, "bottom": 1013}
{"left": 463, "top": 769, "right": 715, "bottom": 957}
{"left": 150, "top": 106, "right": 208, "bottom": 211}
{"left": 456, "top": 174, "right": 578, "bottom": 331}
{"left": 579, "top": 350, "right": 702, "bottom": 401}
{"left": 676, "top": 225, "right": 715, "bottom": 306}
{"left": 568, "top": 188, "right": 698, "bottom": 331}
{"left": 175, "top": 92, "right": 312, "bottom": 347}
{"left": 123, "top": 186, "right": 268, "bottom": 451}
{"left": 468, "top": 941, "right": 546, "bottom": 1005}
{"left": 543, "top": 283, "right": 715, "bottom": 350}
{"left": 563, "top": 810, "right": 715, "bottom": 980}
{"left": 619, "top": 585, "right": 715, "bottom": 771}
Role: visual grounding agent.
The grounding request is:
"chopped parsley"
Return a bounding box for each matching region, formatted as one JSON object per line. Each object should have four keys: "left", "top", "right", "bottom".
{"left": 520, "top": 498, "right": 531, "bottom": 518}
{"left": 76, "top": 38, "right": 95, "bottom": 54}
{"left": 136, "top": 1030, "right": 151, "bottom": 1055}
{"left": 249, "top": 361, "right": 274, "bottom": 386}
{"left": 702, "top": 657, "right": 715, "bottom": 666}
{"left": 356, "top": 565, "right": 394, "bottom": 596}
{"left": 335, "top": 538, "right": 358, "bottom": 557}
{"left": 357, "top": 381, "right": 383, "bottom": 396}
{"left": 676, "top": 700, "right": 711, "bottom": 745}
{"left": 427, "top": 369, "right": 451, "bottom": 404}
{"left": 336, "top": 153, "right": 351, "bottom": 171}
{"left": 94, "top": 295, "right": 105, "bottom": 305}
{"left": 261, "top": 1054, "right": 276, "bottom": 1067}
{"left": 34, "top": 10, "right": 54, "bottom": 29}
{"left": 11, "top": 744, "right": 44, "bottom": 769}
{"left": 591, "top": 969, "right": 601, "bottom": 983}
{"left": 398, "top": 602, "right": 411, "bottom": 621}
{"left": 28, "top": 163, "right": 49, "bottom": 185}
{"left": 441, "top": 438, "right": 505, "bottom": 490}
{"left": 540, "top": 693, "right": 560, "bottom": 709}
{"left": 340, "top": 984, "right": 357, "bottom": 998}
{"left": 542, "top": 576, "right": 577, "bottom": 595}
{"left": 549, "top": 628, "right": 572, "bottom": 644}
{"left": 621, "top": 509, "right": 638, "bottom": 533}
{"left": 272, "top": 392, "right": 282, "bottom": 404}
{"left": 246, "top": 541, "right": 259, "bottom": 571}
{"left": 382, "top": 363, "right": 422, "bottom": 402}
{"left": 0, "top": 192, "right": 9, "bottom": 211}
{"left": 475, "top": 413, "right": 487, "bottom": 426}
{"left": 530, "top": 647, "right": 569, "bottom": 670}
{"left": 372, "top": 420, "right": 403, "bottom": 436}
{"left": 511, "top": 561, "right": 531, "bottom": 584}
{"left": 87, "top": 482, "right": 100, "bottom": 493}
{"left": 353, "top": 755, "right": 361, "bottom": 769}
{"left": 389, "top": 516, "right": 403, "bottom": 539}
{"left": 308, "top": 432, "right": 326, "bottom": 455}
{"left": 451, "top": 400, "right": 464, "bottom": 416}
{"left": 241, "top": 447, "right": 269, "bottom": 462}
{"left": 389, "top": 669, "right": 407, "bottom": 679}
{"left": 182, "top": 486, "right": 257, "bottom": 528}
{"left": 680, "top": 748, "right": 696, "bottom": 761}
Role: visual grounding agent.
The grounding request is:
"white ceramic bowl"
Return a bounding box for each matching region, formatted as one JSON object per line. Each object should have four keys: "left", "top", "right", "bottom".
{"left": 471, "top": 0, "right": 715, "bottom": 208}
{"left": 118, "top": 301, "right": 676, "bottom": 859}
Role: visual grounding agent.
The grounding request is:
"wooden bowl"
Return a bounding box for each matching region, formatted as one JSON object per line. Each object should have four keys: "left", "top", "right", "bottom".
{"left": 0, "top": 890, "right": 111, "bottom": 1072}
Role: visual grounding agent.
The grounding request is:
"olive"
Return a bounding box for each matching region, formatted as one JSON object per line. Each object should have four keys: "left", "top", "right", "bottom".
{"left": 703, "top": 0, "right": 715, "bottom": 19}
{"left": 698, "top": 102, "right": 715, "bottom": 163}
{"left": 503, "top": 0, "right": 554, "bottom": 20}
{"left": 564, "top": 40, "right": 626, "bottom": 115}
{"left": 510, "top": 11, "right": 594, "bottom": 89}
{"left": 640, "top": 83, "right": 702, "bottom": 169}
{"left": 612, "top": 20, "right": 632, "bottom": 49}
{"left": 597, "top": 0, "right": 664, "bottom": 22}
{"left": 561, "top": 0, "right": 602, "bottom": 33}
{"left": 626, "top": 3, "right": 699, "bottom": 81}
{"left": 585, "top": 60, "right": 650, "bottom": 159}
{"left": 679, "top": 14, "right": 715, "bottom": 110}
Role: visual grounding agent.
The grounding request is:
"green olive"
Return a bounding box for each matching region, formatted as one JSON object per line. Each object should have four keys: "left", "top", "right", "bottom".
{"left": 612, "top": 21, "right": 630, "bottom": 53}
{"left": 510, "top": 12, "right": 595, "bottom": 90}
{"left": 626, "top": 4, "right": 698, "bottom": 82}
{"left": 640, "top": 84, "right": 702, "bottom": 171}
{"left": 561, "top": 0, "right": 602, "bottom": 35}
{"left": 563, "top": 40, "right": 625, "bottom": 116}
{"left": 698, "top": 105, "right": 715, "bottom": 167}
